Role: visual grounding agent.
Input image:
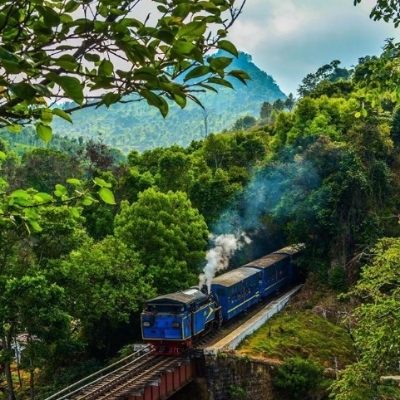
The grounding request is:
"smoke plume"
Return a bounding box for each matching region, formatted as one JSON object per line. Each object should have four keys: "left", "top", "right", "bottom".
{"left": 199, "top": 232, "right": 251, "bottom": 293}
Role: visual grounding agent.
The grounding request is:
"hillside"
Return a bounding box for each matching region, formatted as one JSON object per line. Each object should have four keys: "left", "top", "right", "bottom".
{"left": 51, "top": 52, "right": 286, "bottom": 154}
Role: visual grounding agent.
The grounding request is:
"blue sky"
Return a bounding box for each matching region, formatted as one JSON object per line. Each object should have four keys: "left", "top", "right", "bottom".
{"left": 227, "top": 0, "right": 400, "bottom": 95}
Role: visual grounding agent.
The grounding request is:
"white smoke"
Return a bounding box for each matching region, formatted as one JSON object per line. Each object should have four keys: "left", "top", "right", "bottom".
{"left": 199, "top": 232, "right": 251, "bottom": 293}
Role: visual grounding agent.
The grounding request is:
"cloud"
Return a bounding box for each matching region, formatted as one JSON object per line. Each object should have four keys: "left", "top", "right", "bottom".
{"left": 227, "top": 0, "right": 400, "bottom": 95}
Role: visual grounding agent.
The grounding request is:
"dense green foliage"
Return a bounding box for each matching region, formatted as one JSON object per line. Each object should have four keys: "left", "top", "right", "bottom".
{"left": 330, "top": 238, "right": 400, "bottom": 399}
{"left": 3, "top": 1, "right": 400, "bottom": 398}
{"left": 114, "top": 189, "right": 209, "bottom": 293}
{"left": 0, "top": 0, "right": 249, "bottom": 140}
{"left": 273, "top": 357, "right": 326, "bottom": 400}
{"left": 4, "top": 48, "right": 400, "bottom": 396}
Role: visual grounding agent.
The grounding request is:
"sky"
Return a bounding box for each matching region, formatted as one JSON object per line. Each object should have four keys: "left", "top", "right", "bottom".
{"left": 226, "top": 0, "right": 400, "bottom": 95}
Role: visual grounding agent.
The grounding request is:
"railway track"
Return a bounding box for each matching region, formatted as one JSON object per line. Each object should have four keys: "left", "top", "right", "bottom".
{"left": 70, "top": 355, "right": 163, "bottom": 399}
{"left": 45, "top": 285, "right": 298, "bottom": 400}
{"left": 72, "top": 356, "right": 190, "bottom": 400}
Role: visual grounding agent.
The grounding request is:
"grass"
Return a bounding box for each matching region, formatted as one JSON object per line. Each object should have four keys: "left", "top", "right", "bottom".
{"left": 236, "top": 308, "right": 356, "bottom": 370}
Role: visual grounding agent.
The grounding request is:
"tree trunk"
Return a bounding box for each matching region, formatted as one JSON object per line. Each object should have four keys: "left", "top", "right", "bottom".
{"left": 1, "top": 333, "right": 16, "bottom": 400}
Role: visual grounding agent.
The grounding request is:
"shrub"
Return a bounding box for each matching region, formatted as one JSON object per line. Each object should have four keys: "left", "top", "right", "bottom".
{"left": 273, "top": 357, "right": 325, "bottom": 400}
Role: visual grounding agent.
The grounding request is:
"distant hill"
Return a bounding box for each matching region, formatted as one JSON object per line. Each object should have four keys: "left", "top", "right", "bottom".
{"left": 52, "top": 52, "right": 286, "bottom": 154}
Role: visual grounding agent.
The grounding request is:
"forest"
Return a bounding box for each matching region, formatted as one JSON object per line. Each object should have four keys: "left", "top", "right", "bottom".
{"left": 1, "top": 0, "right": 400, "bottom": 399}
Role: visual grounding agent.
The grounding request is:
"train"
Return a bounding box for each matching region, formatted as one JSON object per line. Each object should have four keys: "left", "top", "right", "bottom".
{"left": 140, "top": 244, "right": 304, "bottom": 355}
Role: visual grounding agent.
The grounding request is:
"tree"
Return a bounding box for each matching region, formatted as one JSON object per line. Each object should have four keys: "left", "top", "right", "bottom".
{"left": 298, "top": 60, "right": 351, "bottom": 98}
{"left": 330, "top": 237, "right": 400, "bottom": 399}
{"left": 19, "top": 148, "right": 83, "bottom": 192}
{"left": 273, "top": 357, "right": 326, "bottom": 400}
{"left": 51, "top": 236, "right": 154, "bottom": 354}
{"left": 30, "top": 206, "right": 87, "bottom": 266}
{"left": 0, "top": 275, "right": 70, "bottom": 400}
{"left": 352, "top": 3, "right": 400, "bottom": 108}
{"left": 284, "top": 93, "right": 296, "bottom": 111}
{"left": 272, "top": 98, "right": 285, "bottom": 111}
{"left": 0, "top": 0, "right": 249, "bottom": 140}
{"left": 156, "top": 148, "right": 192, "bottom": 192}
{"left": 232, "top": 115, "right": 257, "bottom": 131}
{"left": 355, "top": 0, "right": 400, "bottom": 27}
{"left": 114, "top": 188, "right": 209, "bottom": 294}
{"left": 260, "top": 101, "right": 273, "bottom": 121}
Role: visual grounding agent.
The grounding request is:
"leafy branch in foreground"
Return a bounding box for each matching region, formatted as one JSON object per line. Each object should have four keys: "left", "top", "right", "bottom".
{"left": 1, "top": 176, "right": 116, "bottom": 233}
{"left": 0, "top": 0, "right": 249, "bottom": 141}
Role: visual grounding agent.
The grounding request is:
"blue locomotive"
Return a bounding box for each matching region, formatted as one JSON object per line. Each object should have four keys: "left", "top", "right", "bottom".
{"left": 140, "top": 244, "right": 303, "bottom": 355}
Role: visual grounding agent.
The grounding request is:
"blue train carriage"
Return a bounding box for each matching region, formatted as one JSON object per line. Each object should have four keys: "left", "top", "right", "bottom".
{"left": 243, "top": 244, "right": 304, "bottom": 298}
{"left": 274, "top": 243, "right": 305, "bottom": 281}
{"left": 210, "top": 267, "right": 262, "bottom": 321}
{"left": 141, "top": 288, "right": 218, "bottom": 355}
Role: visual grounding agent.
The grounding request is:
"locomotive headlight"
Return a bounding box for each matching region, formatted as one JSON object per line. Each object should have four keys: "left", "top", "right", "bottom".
{"left": 172, "top": 322, "right": 180, "bottom": 328}
{"left": 143, "top": 322, "right": 151, "bottom": 327}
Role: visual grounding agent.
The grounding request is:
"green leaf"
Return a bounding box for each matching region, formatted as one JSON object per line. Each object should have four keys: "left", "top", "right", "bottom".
{"left": 54, "top": 54, "right": 78, "bottom": 71}
{"left": 41, "top": 108, "right": 53, "bottom": 124}
{"left": 198, "top": 83, "right": 218, "bottom": 93}
{"left": 0, "top": 151, "right": 6, "bottom": 161}
{"left": 35, "top": 123, "right": 53, "bottom": 142}
{"left": 172, "top": 41, "right": 197, "bottom": 56}
{"left": 7, "top": 124, "right": 21, "bottom": 133}
{"left": 11, "top": 189, "right": 30, "bottom": 200}
{"left": 66, "top": 178, "right": 82, "bottom": 186}
{"left": 157, "top": 29, "right": 176, "bottom": 44}
{"left": 217, "top": 40, "right": 238, "bottom": 57}
{"left": 98, "top": 187, "right": 116, "bottom": 205}
{"left": 0, "top": 46, "right": 19, "bottom": 63}
{"left": 172, "top": 3, "right": 192, "bottom": 18}
{"left": 28, "top": 219, "right": 42, "bottom": 232}
{"left": 157, "top": 5, "right": 168, "bottom": 13}
{"left": 34, "top": 192, "right": 53, "bottom": 202}
{"left": 52, "top": 108, "right": 73, "bottom": 123}
{"left": 59, "top": 76, "right": 84, "bottom": 105}
{"left": 173, "top": 93, "right": 187, "bottom": 108}
{"left": 49, "top": 75, "right": 84, "bottom": 105}
{"left": 207, "top": 77, "right": 233, "bottom": 89}
{"left": 98, "top": 92, "right": 121, "bottom": 107}
{"left": 54, "top": 184, "right": 68, "bottom": 197}
{"left": 140, "top": 90, "right": 169, "bottom": 117}
{"left": 208, "top": 56, "right": 233, "bottom": 71}
{"left": 228, "top": 69, "right": 251, "bottom": 85}
{"left": 94, "top": 177, "right": 112, "bottom": 188}
{"left": 354, "top": 111, "right": 361, "bottom": 118}
{"left": 8, "top": 83, "right": 37, "bottom": 101}
{"left": 82, "top": 196, "right": 94, "bottom": 206}
{"left": 184, "top": 65, "right": 211, "bottom": 82}
{"left": 84, "top": 53, "right": 101, "bottom": 62}
{"left": 70, "top": 208, "right": 80, "bottom": 218}
{"left": 65, "top": 0, "right": 80, "bottom": 13}
{"left": 186, "top": 93, "right": 204, "bottom": 108}
{"left": 32, "top": 84, "right": 52, "bottom": 97}
{"left": 99, "top": 59, "right": 114, "bottom": 76}
{"left": 38, "top": 5, "right": 61, "bottom": 26}
{"left": 178, "top": 21, "right": 206, "bottom": 38}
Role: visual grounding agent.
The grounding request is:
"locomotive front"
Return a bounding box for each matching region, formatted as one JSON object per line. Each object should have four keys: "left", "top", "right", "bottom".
{"left": 141, "top": 288, "right": 219, "bottom": 355}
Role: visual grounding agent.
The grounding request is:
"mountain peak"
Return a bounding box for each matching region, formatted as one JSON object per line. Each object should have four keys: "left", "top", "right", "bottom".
{"left": 52, "top": 52, "right": 285, "bottom": 153}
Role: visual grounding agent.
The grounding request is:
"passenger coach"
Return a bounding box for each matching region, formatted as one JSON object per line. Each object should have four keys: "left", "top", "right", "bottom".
{"left": 210, "top": 267, "right": 261, "bottom": 320}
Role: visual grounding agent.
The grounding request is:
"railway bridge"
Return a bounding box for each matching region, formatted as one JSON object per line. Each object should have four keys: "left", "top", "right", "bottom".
{"left": 44, "top": 285, "right": 301, "bottom": 400}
